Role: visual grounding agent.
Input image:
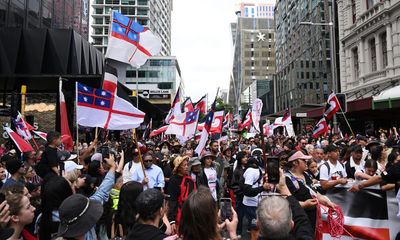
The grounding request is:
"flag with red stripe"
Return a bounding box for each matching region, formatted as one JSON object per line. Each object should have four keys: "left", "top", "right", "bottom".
{"left": 194, "top": 94, "right": 207, "bottom": 114}
{"left": 12, "top": 112, "right": 32, "bottom": 141}
{"left": 165, "top": 88, "right": 181, "bottom": 124}
{"left": 102, "top": 64, "right": 118, "bottom": 95}
{"left": 324, "top": 92, "right": 341, "bottom": 121}
{"left": 182, "top": 98, "right": 194, "bottom": 113}
{"left": 149, "top": 125, "right": 168, "bottom": 138}
{"left": 60, "top": 80, "right": 74, "bottom": 151}
{"left": 312, "top": 117, "right": 328, "bottom": 138}
{"left": 4, "top": 127, "right": 33, "bottom": 152}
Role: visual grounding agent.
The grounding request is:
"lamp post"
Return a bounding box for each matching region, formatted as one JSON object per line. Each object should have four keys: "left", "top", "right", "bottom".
{"left": 299, "top": 2, "right": 338, "bottom": 133}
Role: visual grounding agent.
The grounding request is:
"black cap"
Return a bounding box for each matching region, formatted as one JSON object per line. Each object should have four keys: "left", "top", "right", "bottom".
{"left": 324, "top": 144, "right": 339, "bottom": 153}
{"left": 356, "top": 135, "right": 368, "bottom": 142}
{"left": 135, "top": 189, "right": 165, "bottom": 217}
{"left": 5, "top": 157, "right": 23, "bottom": 175}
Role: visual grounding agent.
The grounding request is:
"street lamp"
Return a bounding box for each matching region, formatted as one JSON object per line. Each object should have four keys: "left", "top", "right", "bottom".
{"left": 299, "top": 2, "right": 338, "bottom": 133}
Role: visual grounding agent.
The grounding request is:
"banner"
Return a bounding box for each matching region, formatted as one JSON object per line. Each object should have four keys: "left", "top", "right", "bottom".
{"left": 251, "top": 99, "right": 263, "bottom": 132}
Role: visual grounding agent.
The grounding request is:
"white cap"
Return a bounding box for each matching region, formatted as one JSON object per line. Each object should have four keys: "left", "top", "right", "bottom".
{"left": 91, "top": 153, "right": 102, "bottom": 162}
{"left": 64, "top": 161, "right": 84, "bottom": 173}
{"left": 68, "top": 154, "right": 78, "bottom": 161}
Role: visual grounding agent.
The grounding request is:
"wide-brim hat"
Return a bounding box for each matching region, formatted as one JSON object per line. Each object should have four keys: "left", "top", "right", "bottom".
{"left": 288, "top": 151, "right": 312, "bottom": 162}
{"left": 200, "top": 151, "right": 216, "bottom": 161}
{"left": 366, "top": 140, "right": 382, "bottom": 151}
{"left": 57, "top": 194, "right": 103, "bottom": 238}
{"left": 173, "top": 156, "right": 189, "bottom": 173}
{"left": 188, "top": 157, "right": 201, "bottom": 169}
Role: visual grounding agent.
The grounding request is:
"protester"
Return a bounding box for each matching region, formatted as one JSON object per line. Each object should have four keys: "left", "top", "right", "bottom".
{"left": 230, "top": 151, "right": 247, "bottom": 237}
{"left": 188, "top": 157, "right": 201, "bottom": 186}
{"left": 319, "top": 144, "right": 348, "bottom": 190}
{"left": 35, "top": 131, "right": 62, "bottom": 178}
{"left": 179, "top": 186, "right": 238, "bottom": 240}
{"left": 344, "top": 145, "right": 365, "bottom": 179}
{"left": 55, "top": 194, "right": 103, "bottom": 240}
{"left": 115, "top": 181, "right": 143, "bottom": 237}
{"left": 126, "top": 189, "right": 175, "bottom": 240}
{"left": 209, "top": 141, "right": 223, "bottom": 179}
{"left": 3, "top": 156, "right": 25, "bottom": 188}
{"left": 199, "top": 151, "right": 219, "bottom": 201}
{"left": 5, "top": 193, "right": 36, "bottom": 240}
{"left": 132, "top": 153, "right": 165, "bottom": 190}
{"left": 167, "top": 156, "right": 196, "bottom": 233}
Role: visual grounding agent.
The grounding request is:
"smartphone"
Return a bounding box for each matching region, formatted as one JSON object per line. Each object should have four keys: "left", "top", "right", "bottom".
{"left": 0, "top": 192, "right": 5, "bottom": 203}
{"left": 266, "top": 156, "right": 280, "bottom": 184}
{"left": 101, "top": 145, "right": 110, "bottom": 159}
{"left": 220, "top": 198, "right": 232, "bottom": 221}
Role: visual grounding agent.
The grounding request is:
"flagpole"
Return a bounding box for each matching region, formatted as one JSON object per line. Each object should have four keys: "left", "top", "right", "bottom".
{"left": 75, "top": 81, "right": 79, "bottom": 157}
{"left": 133, "top": 128, "right": 148, "bottom": 186}
{"left": 336, "top": 96, "right": 355, "bottom": 137}
{"left": 136, "top": 68, "right": 139, "bottom": 108}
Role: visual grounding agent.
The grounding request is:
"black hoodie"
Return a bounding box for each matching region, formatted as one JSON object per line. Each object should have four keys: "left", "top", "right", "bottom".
{"left": 126, "top": 223, "right": 167, "bottom": 240}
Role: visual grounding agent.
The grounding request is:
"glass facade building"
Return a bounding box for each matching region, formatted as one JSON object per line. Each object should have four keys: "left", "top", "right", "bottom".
{"left": 0, "top": 0, "right": 89, "bottom": 39}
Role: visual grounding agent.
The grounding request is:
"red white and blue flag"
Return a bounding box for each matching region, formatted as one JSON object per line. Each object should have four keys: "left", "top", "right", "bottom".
{"left": 165, "top": 109, "right": 200, "bottom": 137}
{"left": 76, "top": 83, "right": 145, "bottom": 130}
{"left": 105, "top": 11, "right": 161, "bottom": 67}
{"left": 312, "top": 117, "right": 328, "bottom": 138}
{"left": 12, "top": 112, "right": 33, "bottom": 141}
{"left": 165, "top": 88, "right": 182, "bottom": 124}
{"left": 223, "top": 111, "right": 232, "bottom": 129}
{"left": 324, "top": 92, "right": 341, "bottom": 121}
{"left": 197, "top": 110, "right": 224, "bottom": 134}
{"left": 195, "top": 110, "right": 214, "bottom": 155}
{"left": 4, "top": 127, "right": 33, "bottom": 152}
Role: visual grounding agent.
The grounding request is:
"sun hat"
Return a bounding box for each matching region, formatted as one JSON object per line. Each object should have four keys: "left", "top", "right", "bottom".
{"left": 91, "top": 153, "right": 102, "bottom": 162}
{"left": 288, "top": 151, "right": 312, "bottom": 162}
{"left": 173, "top": 156, "right": 189, "bottom": 173}
{"left": 188, "top": 157, "right": 201, "bottom": 169}
{"left": 57, "top": 194, "right": 103, "bottom": 238}
{"left": 64, "top": 161, "right": 84, "bottom": 173}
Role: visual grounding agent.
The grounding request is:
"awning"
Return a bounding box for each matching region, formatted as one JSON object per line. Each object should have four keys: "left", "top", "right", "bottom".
{"left": 373, "top": 85, "right": 400, "bottom": 109}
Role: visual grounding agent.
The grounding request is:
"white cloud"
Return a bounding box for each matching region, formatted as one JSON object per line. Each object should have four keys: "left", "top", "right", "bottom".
{"left": 171, "top": 0, "right": 237, "bottom": 102}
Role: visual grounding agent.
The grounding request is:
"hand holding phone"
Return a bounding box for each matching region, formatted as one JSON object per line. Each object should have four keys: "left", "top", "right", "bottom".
{"left": 220, "top": 198, "right": 232, "bottom": 221}
{"left": 267, "top": 156, "right": 280, "bottom": 184}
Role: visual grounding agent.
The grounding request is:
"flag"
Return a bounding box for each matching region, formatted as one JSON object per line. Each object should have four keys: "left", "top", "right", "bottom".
{"left": 223, "top": 111, "right": 232, "bottom": 129}
{"left": 272, "top": 117, "right": 284, "bottom": 130}
{"left": 59, "top": 80, "right": 74, "bottom": 151}
{"left": 241, "top": 109, "right": 252, "bottom": 130}
{"left": 105, "top": 11, "right": 162, "bottom": 67}
{"left": 4, "top": 127, "right": 33, "bottom": 152}
{"left": 165, "top": 88, "right": 181, "bottom": 124}
{"left": 142, "top": 118, "right": 152, "bottom": 140}
{"left": 197, "top": 110, "right": 224, "bottom": 134}
{"left": 12, "top": 112, "right": 32, "bottom": 141}
{"left": 251, "top": 99, "right": 263, "bottom": 132}
{"left": 182, "top": 98, "right": 194, "bottom": 113}
{"left": 282, "top": 109, "right": 295, "bottom": 137}
{"left": 317, "top": 187, "right": 400, "bottom": 240}
{"left": 195, "top": 110, "right": 214, "bottom": 155}
{"left": 324, "top": 92, "right": 341, "bottom": 120}
{"left": 312, "top": 117, "right": 328, "bottom": 138}
{"left": 33, "top": 130, "right": 47, "bottom": 141}
{"left": 194, "top": 94, "right": 207, "bottom": 114}
{"left": 102, "top": 64, "right": 118, "bottom": 95}
{"left": 76, "top": 83, "right": 145, "bottom": 130}
{"left": 149, "top": 125, "right": 168, "bottom": 138}
{"left": 165, "top": 109, "right": 200, "bottom": 137}
{"left": 263, "top": 123, "right": 274, "bottom": 137}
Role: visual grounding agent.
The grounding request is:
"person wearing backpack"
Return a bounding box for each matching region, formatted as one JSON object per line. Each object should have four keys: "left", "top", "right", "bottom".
{"left": 242, "top": 156, "right": 271, "bottom": 240}
{"left": 319, "top": 144, "right": 348, "bottom": 191}
{"left": 167, "top": 156, "right": 196, "bottom": 235}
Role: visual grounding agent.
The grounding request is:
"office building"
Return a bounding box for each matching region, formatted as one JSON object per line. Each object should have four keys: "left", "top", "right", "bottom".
{"left": 113, "top": 56, "right": 182, "bottom": 109}
{"left": 0, "top": 0, "right": 89, "bottom": 40}
{"left": 90, "top": 0, "right": 172, "bottom": 56}
{"left": 229, "top": 1, "right": 276, "bottom": 112}
{"left": 337, "top": 0, "right": 400, "bottom": 100}
{"left": 274, "top": 0, "right": 337, "bottom": 112}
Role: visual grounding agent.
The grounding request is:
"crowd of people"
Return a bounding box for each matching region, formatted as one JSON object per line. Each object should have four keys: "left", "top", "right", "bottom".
{"left": 0, "top": 126, "right": 399, "bottom": 240}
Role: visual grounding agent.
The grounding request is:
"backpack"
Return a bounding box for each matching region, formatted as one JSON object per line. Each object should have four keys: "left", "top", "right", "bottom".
{"left": 321, "top": 161, "right": 345, "bottom": 177}
{"left": 176, "top": 176, "right": 196, "bottom": 227}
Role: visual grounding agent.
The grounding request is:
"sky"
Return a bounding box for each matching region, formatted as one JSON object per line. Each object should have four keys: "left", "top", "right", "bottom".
{"left": 171, "top": 0, "right": 237, "bottom": 102}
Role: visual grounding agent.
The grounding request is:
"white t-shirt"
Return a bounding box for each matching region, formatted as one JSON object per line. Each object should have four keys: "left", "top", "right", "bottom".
{"left": 122, "top": 161, "right": 142, "bottom": 183}
{"left": 349, "top": 156, "right": 365, "bottom": 173}
{"left": 242, "top": 167, "right": 263, "bottom": 207}
{"left": 204, "top": 167, "right": 218, "bottom": 201}
{"left": 319, "top": 160, "right": 347, "bottom": 181}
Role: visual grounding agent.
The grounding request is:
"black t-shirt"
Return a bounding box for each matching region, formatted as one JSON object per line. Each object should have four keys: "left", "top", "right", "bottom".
{"left": 381, "top": 163, "right": 400, "bottom": 193}
{"left": 36, "top": 146, "right": 59, "bottom": 178}
{"left": 126, "top": 223, "right": 167, "bottom": 240}
{"left": 285, "top": 173, "right": 317, "bottom": 231}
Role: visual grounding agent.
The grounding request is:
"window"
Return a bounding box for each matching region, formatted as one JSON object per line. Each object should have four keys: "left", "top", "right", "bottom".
{"left": 352, "top": 48, "right": 359, "bottom": 79}
{"left": 351, "top": 0, "right": 356, "bottom": 23}
{"left": 381, "top": 32, "right": 388, "bottom": 67}
{"left": 369, "top": 38, "right": 377, "bottom": 72}
{"left": 137, "top": 9, "right": 147, "bottom": 16}
{"left": 94, "top": 28, "right": 102, "bottom": 34}
{"left": 138, "top": 0, "right": 148, "bottom": 5}
{"left": 126, "top": 71, "right": 136, "bottom": 78}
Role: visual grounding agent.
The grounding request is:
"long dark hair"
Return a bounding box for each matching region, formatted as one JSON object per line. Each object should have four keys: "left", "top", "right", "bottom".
{"left": 179, "top": 186, "right": 220, "bottom": 240}
{"left": 116, "top": 181, "right": 143, "bottom": 234}
{"left": 39, "top": 176, "right": 73, "bottom": 239}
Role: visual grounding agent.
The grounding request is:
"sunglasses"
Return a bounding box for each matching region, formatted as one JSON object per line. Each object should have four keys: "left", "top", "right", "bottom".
{"left": 144, "top": 160, "right": 153, "bottom": 163}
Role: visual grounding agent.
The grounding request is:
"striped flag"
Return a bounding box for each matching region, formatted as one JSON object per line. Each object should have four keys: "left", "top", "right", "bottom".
{"left": 4, "top": 127, "right": 33, "bottom": 152}
{"left": 102, "top": 64, "right": 118, "bottom": 95}
{"left": 59, "top": 79, "right": 73, "bottom": 151}
{"left": 312, "top": 117, "right": 328, "bottom": 138}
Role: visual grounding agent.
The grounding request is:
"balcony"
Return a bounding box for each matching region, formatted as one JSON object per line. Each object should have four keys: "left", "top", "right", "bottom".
{"left": 359, "top": 1, "right": 385, "bottom": 26}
